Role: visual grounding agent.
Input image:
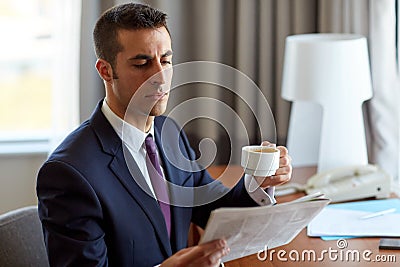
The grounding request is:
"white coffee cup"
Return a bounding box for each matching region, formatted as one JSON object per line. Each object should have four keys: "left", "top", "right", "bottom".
{"left": 241, "top": 145, "right": 280, "bottom": 176}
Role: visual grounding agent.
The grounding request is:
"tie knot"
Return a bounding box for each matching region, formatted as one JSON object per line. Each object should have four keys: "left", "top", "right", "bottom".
{"left": 145, "top": 135, "right": 157, "bottom": 155}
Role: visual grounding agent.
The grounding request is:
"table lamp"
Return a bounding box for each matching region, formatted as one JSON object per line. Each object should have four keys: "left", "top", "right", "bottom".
{"left": 281, "top": 33, "right": 373, "bottom": 172}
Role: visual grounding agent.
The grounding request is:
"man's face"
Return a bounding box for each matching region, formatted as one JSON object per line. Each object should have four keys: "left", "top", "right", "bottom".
{"left": 107, "top": 27, "right": 173, "bottom": 120}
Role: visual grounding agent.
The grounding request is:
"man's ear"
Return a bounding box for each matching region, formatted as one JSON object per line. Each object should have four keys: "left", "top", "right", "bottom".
{"left": 95, "top": 59, "right": 114, "bottom": 82}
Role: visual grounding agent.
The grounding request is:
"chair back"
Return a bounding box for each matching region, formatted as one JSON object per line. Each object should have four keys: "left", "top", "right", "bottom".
{"left": 0, "top": 206, "right": 49, "bottom": 267}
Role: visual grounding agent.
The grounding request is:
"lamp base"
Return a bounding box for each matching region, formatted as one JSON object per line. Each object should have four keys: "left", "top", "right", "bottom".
{"left": 318, "top": 103, "right": 368, "bottom": 172}
{"left": 286, "top": 101, "right": 368, "bottom": 172}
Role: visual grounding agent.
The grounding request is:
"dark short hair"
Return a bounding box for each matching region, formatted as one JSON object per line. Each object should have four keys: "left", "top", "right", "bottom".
{"left": 93, "top": 3, "right": 169, "bottom": 68}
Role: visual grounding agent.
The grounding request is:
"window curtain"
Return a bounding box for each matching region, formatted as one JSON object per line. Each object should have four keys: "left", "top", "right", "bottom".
{"left": 79, "top": 0, "right": 113, "bottom": 122}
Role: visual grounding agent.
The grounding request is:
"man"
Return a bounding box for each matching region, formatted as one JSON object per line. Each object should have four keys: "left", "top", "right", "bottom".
{"left": 37, "top": 3, "right": 292, "bottom": 267}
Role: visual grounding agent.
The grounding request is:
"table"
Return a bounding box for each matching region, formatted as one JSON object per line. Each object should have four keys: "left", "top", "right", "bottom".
{"left": 206, "top": 165, "right": 400, "bottom": 267}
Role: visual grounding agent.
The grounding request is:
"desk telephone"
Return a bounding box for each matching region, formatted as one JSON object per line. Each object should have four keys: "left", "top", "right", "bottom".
{"left": 276, "top": 164, "right": 392, "bottom": 202}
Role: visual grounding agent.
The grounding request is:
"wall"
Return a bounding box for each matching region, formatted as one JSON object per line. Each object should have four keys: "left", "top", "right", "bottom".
{"left": 0, "top": 153, "right": 47, "bottom": 214}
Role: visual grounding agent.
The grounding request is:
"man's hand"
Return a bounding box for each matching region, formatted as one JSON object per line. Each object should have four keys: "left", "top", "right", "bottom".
{"left": 256, "top": 141, "right": 292, "bottom": 189}
{"left": 160, "top": 239, "right": 229, "bottom": 267}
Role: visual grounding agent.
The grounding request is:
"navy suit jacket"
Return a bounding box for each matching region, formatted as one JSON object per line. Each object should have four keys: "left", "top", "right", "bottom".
{"left": 37, "top": 101, "right": 257, "bottom": 266}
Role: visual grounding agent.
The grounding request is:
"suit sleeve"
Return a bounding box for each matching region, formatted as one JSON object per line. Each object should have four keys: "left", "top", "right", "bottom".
{"left": 37, "top": 160, "right": 108, "bottom": 267}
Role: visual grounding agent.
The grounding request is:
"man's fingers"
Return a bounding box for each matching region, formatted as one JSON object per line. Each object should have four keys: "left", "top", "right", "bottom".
{"left": 261, "top": 141, "right": 272, "bottom": 146}
{"left": 178, "top": 239, "right": 229, "bottom": 266}
{"left": 275, "top": 165, "right": 292, "bottom": 176}
{"left": 207, "top": 246, "right": 230, "bottom": 266}
{"left": 173, "top": 246, "right": 195, "bottom": 256}
{"left": 279, "top": 155, "right": 291, "bottom": 168}
{"left": 277, "top": 145, "right": 288, "bottom": 158}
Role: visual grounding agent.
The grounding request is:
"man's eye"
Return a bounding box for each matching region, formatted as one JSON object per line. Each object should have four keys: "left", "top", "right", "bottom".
{"left": 162, "top": 60, "right": 172, "bottom": 65}
{"left": 133, "top": 63, "right": 148, "bottom": 68}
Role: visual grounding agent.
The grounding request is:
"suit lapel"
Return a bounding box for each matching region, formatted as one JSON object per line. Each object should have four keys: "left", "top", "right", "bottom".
{"left": 90, "top": 102, "right": 172, "bottom": 257}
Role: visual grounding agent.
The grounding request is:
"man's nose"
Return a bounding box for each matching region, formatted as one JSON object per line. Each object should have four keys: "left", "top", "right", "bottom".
{"left": 150, "top": 63, "right": 166, "bottom": 86}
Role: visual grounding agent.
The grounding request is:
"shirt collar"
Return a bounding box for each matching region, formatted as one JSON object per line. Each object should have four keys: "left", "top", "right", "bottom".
{"left": 101, "top": 99, "right": 155, "bottom": 152}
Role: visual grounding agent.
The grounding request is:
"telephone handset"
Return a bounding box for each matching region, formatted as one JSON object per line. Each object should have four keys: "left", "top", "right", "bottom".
{"left": 276, "top": 164, "right": 392, "bottom": 203}
{"left": 306, "top": 164, "right": 378, "bottom": 188}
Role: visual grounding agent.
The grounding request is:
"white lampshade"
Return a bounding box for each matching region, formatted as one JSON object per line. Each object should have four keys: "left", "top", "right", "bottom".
{"left": 281, "top": 33, "right": 373, "bottom": 172}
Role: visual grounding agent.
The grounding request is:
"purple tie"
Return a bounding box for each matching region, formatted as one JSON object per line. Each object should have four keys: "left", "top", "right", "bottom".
{"left": 144, "top": 135, "right": 171, "bottom": 237}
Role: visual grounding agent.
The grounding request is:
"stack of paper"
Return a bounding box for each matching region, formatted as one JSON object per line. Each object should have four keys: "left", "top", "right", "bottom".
{"left": 308, "top": 199, "right": 400, "bottom": 240}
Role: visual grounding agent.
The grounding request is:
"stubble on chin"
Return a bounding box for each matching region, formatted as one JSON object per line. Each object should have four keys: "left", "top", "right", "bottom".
{"left": 149, "top": 97, "right": 168, "bottom": 116}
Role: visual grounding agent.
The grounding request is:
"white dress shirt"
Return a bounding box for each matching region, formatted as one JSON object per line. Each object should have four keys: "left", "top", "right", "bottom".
{"left": 101, "top": 100, "right": 159, "bottom": 198}
{"left": 101, "top": 100, "right": 275, "bottom": 206}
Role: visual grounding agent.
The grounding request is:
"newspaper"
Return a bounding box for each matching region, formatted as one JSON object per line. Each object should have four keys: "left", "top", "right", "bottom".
{"left": 200, "top": 193, "right": 330, "bottom": 262}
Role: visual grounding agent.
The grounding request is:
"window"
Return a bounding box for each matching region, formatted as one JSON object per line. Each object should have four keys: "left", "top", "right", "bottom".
{"left": 0, "top": 0, "right": 81, "bottom": 154}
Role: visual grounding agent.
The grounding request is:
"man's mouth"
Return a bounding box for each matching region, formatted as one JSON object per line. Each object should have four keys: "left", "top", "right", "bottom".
{"left": 145, "top": 92, "right": 168, "bottom": 100}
